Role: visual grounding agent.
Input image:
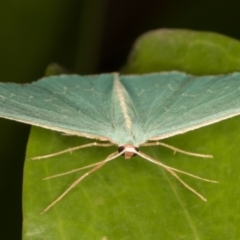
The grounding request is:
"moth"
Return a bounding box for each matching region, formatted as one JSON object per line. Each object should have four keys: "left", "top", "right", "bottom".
{"left": 1, "top": 72, "right": 240, "bottom": 213}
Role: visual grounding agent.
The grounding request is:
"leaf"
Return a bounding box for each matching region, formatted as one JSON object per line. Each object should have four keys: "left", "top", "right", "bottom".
{"left": 44, "top": 63, "right": 70, "bottom": 76}
{"left": 22, "top": 29, "right": 240, "bottom": 239}
{"left": 123, "top": 29, "right": 240, "bottom": 75}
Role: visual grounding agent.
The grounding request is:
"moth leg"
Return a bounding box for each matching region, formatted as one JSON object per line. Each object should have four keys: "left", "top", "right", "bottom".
{"left": 136, "top": 151, "right": 217, "bottom": 201}
{"left": 137, "top": 151, "right": 217, "bottom": 183}
{"left": 141, "top": 141, "right": 213, "bottom": 158}
{"left": 31, "top": 142, "right": 113, "bottom": 160}
{"left": 41, "top": 151, "right": 122, "bottom": 214}
{"left": 164, "top": 168, "right": 207, "bottom": 201}
{"left": 43, "top": 155, "right": 117, "bottom": 180}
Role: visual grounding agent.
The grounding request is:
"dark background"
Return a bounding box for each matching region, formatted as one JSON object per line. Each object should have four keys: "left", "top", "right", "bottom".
{"left": 1, "top": 0, "right": 240, "bottom": 238}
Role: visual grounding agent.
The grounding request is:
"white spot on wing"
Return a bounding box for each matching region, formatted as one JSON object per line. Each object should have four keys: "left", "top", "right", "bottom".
{"left": 44, "top": 99, "right": 53, "bottom": 102}
{"left": 168, "top": 84, "right": 174, "bottom": 91}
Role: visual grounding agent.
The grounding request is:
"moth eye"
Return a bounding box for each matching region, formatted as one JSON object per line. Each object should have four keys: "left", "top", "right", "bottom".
{"left": 132, "top": 147, "right": 139, "bottom": 157}
{"left": 118, "top": 146, "right": 125, "bottom": 156}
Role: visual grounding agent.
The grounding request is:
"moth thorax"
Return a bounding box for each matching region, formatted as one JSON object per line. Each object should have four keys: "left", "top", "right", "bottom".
{"left": 118, "top": 145, "right": 139, "bottom": 159}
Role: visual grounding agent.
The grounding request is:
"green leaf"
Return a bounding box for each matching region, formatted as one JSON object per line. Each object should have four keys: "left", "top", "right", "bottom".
{"left": 123, "top": 29, "right": 240, "bottom": 75}
{"left": 44, "top": 63, "right": 70, "bottom": 77}
{"left": 23, "top": 29, "right": 240, "bottom": 239}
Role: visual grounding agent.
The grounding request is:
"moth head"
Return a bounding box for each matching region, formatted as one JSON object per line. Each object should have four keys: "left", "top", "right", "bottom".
{"left": 118, "top": 145, "right": 139, "bottom": 159}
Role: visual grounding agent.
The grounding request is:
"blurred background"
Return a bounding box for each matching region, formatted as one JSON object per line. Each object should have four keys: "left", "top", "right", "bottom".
{"left": 1, "top": 0, "right": 240, "bottom": 238}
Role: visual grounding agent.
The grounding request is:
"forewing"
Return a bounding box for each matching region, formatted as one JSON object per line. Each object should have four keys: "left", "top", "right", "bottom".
{"left": 121, "top": 72, "right": 240, "bottom": 142}
{"left": 0, "top": 74, "right": 115, "bottom": 139}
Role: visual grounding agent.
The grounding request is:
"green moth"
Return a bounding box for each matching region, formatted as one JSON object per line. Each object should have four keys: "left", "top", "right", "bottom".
{"left": 1, "top": 71, "right": 240, "bottom": 213}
